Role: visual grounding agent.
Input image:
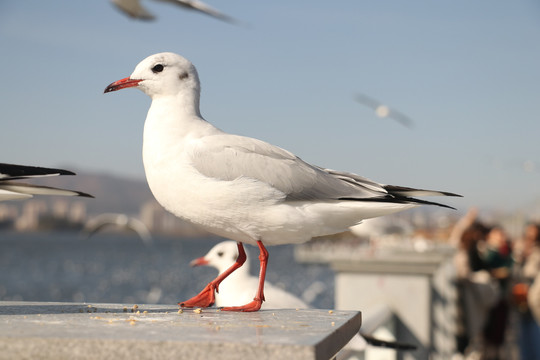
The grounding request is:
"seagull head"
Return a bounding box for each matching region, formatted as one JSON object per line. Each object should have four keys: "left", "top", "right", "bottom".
{"left": 190, "top": 241, "right": 243, "bottom": 273}
{"left": 104, "top": 52, "right": 200, "bottom": 99}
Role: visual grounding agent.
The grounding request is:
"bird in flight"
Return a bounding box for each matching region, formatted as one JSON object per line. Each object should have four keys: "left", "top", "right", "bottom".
{"left": 110, "top": 0, "right": 237, "bottom": 23}
{"left": 355, "top": 93, "right": 415, "bottom": 129}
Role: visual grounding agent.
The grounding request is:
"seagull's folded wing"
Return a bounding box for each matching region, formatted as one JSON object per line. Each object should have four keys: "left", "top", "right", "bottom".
{"left": 190, "top": 134, "right": 389, "bottom": 202}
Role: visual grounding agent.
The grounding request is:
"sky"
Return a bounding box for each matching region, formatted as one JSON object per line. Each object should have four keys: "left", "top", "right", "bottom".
{"left": 1, "top": 0, "right": 540, "bottom": 213}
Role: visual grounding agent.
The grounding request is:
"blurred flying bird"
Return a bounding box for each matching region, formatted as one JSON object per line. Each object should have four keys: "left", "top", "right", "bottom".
{"left": 355, "top": 93, "right": 415, "bottom": 129}
{"left": 110, "top": 0, "right": 237, "bottom": 23}
{"left": 83, "top": 213, "right": 153, "bottom": 245}
{"left": 0, "top": 163, "right": 93, "bottom": 201}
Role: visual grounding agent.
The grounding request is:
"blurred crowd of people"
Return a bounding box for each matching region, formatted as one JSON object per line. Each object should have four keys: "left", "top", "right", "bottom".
{"left": 451, "top": 208, "right": 540, "bottom": 360}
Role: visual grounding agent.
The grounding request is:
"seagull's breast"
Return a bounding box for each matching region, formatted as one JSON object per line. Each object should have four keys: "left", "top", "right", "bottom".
{"left": 142, "top": 114, "right": 286, "bottom": 241}
{"left": 144, "top": 155, "right": 288, "bottom": 242}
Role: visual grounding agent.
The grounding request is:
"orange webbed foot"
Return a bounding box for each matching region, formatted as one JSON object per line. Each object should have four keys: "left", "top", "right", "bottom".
{"left": 178, "top": 282, "right": 217, "bottom": 308}
{"left": 220, "top": 299, "right": 263, "bottom": 312}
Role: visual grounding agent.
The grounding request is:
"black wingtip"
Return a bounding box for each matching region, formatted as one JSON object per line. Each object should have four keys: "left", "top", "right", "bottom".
{"left": 76, "top": 191, "right": 94, "bottom": 199}
{"left": 0, "top": 163, "right": 77, "bottom": 179}
{"left": 360, "top": 332, "right": 417, "bottom": 351}
{"left": 407, "top": 197, "right": 458, "bottom": 210}
{"left": 437, "top": 190, "right": 463, "bottom": 198}
{"left": 407, "top": 196, "right": 459, "bottom": 210}
{"left": 58, "top": 169, "right": 76, "bottom": 176}
{"left": 338, "top": 196, "right": 458, "bottom": 210}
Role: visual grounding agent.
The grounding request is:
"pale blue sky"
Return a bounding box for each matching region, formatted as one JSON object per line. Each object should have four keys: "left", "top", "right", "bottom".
{"left": 1, "top": 0, "right": 539, "bottom": 211}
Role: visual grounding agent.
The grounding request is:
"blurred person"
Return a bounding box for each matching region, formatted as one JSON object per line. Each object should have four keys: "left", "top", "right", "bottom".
{"left": 519, "top": 223, "right": 540, "bottom": 279}
{"left": 479, "top": 226, "right": 513, "bottom": 360}
{"left": 453, "top": 216, "right": 496, "bottom": 358}
{"left": 513, "top": 223, "right": 540, "bottom": 360}
{"left": 528, "top": 272, "right": 540, "bottom": 324}
{"left": 452, "top": 208, "right": 487, "bottom": 278}
{"left": 449, "top": 207, "right": 479, "bottom": 248}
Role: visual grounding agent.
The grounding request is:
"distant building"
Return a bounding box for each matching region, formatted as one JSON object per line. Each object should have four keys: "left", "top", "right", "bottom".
{"left": 69, "top": 202, "right": 87, "bottom": 224}
{"left": 15, "top": 200, "right": 47, "bottom": 231}
{"left": 140, "top": 200, "right": 208, "bottom": 236}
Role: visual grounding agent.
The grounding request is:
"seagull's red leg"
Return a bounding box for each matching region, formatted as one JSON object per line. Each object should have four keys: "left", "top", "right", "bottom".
{"left": 222, "top": 240, "right": 268, "bottom": 312}
{"left": 179, "top": 242, "right": 247, "bottom": 308}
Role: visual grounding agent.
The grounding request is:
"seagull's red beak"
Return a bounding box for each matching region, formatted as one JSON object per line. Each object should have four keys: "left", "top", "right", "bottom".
{"left": 189, "top": 257, "right": 209, "bottom": 267}
{"left": 104, "top": 77, "right": 142, "bottom": 93}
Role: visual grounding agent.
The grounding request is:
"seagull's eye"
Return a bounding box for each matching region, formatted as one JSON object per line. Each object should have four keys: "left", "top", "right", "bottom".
{"left": 217, "top": 251, "right": 224, "bottom": 257}
{"left": 152, "top": 64, "right": 164, "bottom": 73}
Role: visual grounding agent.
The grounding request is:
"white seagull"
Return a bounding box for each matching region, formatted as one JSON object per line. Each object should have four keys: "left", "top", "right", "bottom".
{"left": 0, "top": 163, "right": 92, "bottom": 201}
{"left": 355, "top": 93, "right": 415, "bottom": 129}
{"left": 104, "top": 52, "right": 460, "bottom": 311}
{"left": 191, "top": 241, "right": 309, "bottom": 309}
{"left": 191, "top": 243, "right": 416, "bottom": 351}
{"left": 110, "top": 0, "right": 237, "bottom": 23}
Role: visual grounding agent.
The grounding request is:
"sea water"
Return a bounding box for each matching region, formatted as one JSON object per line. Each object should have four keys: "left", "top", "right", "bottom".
{"left": 0, "top": 232, "right": 334, "bottom": 309}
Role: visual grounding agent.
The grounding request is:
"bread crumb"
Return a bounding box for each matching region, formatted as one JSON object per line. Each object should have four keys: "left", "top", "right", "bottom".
{"left": 194, "top": 308, "right": 202, "bottom": 314}
{"left": 328, "top": 310, "right": 334, "bottom": 314}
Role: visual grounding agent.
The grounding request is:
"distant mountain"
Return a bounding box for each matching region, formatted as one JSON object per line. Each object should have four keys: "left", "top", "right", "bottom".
{"left": 19, "top": 170, "right": 154, "bottom": 216}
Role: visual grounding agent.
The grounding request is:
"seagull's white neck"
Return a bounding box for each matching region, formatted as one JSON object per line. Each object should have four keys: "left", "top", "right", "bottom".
{"left": 144, "top": 91, "right": 220, "bottom": 140}
{"left": 152, "top": 88, "right": 202, "bottom": 118}
{"left": 142, "top": 89, "right": 221, "bottom": 191}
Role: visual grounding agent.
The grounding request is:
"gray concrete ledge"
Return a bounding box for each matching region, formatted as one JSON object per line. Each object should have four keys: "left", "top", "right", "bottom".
{"left": 0, "top": 301, "right": 361, "bottom": 360}
{"left": 331, "top": 256, "right": 447, "bottom": 275}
